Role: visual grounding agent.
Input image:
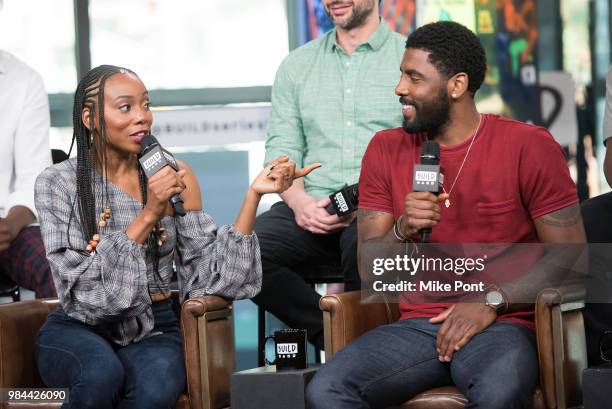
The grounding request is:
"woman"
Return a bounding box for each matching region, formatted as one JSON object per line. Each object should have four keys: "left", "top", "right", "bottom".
{"left": 34, "top": 65, "right": 318, "bottom": 409}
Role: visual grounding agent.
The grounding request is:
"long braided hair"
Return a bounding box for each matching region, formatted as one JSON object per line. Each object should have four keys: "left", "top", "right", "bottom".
{"left": 69, "top": 65, "right": 161, "bottom": 282}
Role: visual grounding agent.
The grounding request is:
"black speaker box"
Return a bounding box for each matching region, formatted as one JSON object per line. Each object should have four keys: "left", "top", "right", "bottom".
{"left": 231, "top": 365, "right": 320, "bottom": 409}
{"left": 583, "top": 364, "right": 612, "bottom": 408}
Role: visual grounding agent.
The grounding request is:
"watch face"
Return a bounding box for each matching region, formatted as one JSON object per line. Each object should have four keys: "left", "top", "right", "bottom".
{"left": 486, "top": 290, "right": 503, "bottom": 306}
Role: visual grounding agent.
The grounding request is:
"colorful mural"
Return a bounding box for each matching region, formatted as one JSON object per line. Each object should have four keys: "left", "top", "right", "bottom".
{"left": 303, "top": 0, "right": 541, "bottom": 124}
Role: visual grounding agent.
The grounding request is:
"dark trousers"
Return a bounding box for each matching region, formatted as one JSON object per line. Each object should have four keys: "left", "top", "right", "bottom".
{"left": 252, "top": 202, "right": 359, "bottom": 348}
{"left": 0, "top": 226, "right": 56, "bottom": 298}
{"left": 306, "top": 318, "right": 538, "bottom": 409}
{"left": 36, "top": 300, "right": 186, "bottom": 409}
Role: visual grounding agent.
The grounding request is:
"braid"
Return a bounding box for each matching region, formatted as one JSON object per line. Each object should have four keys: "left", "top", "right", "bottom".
{"left": 138, "top": 167, "right": 162, "bottom": 287}
{"left": 71, "top": 65, "right": 127, "bottom": 243}
{"left": 70, "top": 65, "right": 162, "bottom": 287}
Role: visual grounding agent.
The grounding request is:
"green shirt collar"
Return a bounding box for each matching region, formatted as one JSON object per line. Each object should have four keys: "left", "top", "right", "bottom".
{"left": 329, "top": 18, "right": 392, "bottom": 52}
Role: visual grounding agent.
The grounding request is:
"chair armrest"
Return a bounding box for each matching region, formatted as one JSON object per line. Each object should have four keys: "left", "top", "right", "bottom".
{"left": 537, "top": 284, "right": 586, "bottom": 308}
{"left": 0, "top": 299, "right": 58, "bottom": 389}
{"left": 320, "top": 291, "right": 398, "bottom": 359}
{"left": 181, "top": 295, "right": 233, "bottom": 409}
{"left": 535, "top": 285, "right": 586, "bottom": 409}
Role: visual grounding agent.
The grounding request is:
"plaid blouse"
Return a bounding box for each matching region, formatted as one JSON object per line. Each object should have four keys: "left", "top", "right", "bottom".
{"left": 35, "top": 158, "right": 261, "bottom": 345}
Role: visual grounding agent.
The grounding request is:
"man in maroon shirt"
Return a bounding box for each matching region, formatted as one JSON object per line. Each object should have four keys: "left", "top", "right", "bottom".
{"left": 307, "top": 21, "right": 586, "bottom": 409}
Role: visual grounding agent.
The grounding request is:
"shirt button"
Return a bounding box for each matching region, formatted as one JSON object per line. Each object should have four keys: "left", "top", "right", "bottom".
{"left": 346, "top": 121, "right": 352, "bottom": 126}
{"left": 346, "top": 62, "right": 350, "bottom": 66}
{"left": 347, "top": 89, "right": 352, "bottom": 93}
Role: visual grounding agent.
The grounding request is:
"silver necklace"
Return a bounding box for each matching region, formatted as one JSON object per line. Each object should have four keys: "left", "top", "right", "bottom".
{"left": 441, "top": 114, "right": 482, "bottom": 208}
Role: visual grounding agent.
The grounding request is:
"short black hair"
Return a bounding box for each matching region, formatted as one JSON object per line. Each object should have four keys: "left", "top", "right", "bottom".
{"left": 405, "top": 21, "right": 486, "bottom": 95}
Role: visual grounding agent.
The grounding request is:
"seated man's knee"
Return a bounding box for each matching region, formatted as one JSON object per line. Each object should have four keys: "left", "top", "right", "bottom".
{"left": 469, "top": 383, "right": 532, "bottom": 409}
{"left": 306, "top": 374, "right": 332, "bottom": 409}
{"left": 306, "top": 366, "right": 354, "bottom": 409}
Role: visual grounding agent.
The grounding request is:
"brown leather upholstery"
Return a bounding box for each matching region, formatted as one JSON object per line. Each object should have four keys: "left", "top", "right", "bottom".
{"left": 535, "top": 285, "right": 587, "bottom": 409}
{"left": 321, "top": 285, "right": 587, "bottom": 409}
{"left": 181, "top": 296, "right": 234, "bottom": 409}
{"left": 0, "top": 295, "right": 234, "bottom": 409}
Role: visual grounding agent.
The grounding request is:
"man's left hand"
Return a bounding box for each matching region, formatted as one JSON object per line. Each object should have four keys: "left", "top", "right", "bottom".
{"left": 429, "top": 303, "right": 497, "bottom": 362}
{"left": 315, "top": 196, "right": 356, "bottom": 228}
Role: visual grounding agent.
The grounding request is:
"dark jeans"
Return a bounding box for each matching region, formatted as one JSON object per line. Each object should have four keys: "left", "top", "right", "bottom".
{"left": 253, "top": 201, "right": 359, "bottom": 348}
{"left": 306, "top": 318, "right": 538, "bottom": 409}
{"left": 35, "top": 300, "right": 186, "bottom": 409}
{"left": 0, "top": 226, "right": 56, "bottom": 298}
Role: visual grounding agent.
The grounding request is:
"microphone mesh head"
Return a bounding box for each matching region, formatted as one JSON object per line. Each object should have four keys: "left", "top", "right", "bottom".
{"left": 140, "top": 134, "right": 158, "bottom": 149}
{"left": 421, "top": 140, "right": 440, "bottom": 165}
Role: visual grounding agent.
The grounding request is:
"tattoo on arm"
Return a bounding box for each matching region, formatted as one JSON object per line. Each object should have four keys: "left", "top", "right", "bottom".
{"left": 538, "top": 204, "right": 582, "bottom": 228}
{"left": 357, "top": 209, "right": 387, "bottom": 222}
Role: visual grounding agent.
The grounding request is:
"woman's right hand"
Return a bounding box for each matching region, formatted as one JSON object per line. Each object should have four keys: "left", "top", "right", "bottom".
{"left": 144, "top": 167, "right": 187, "bottom": 220}
{"left": 250, "top": 156, "right": 320, "bottom": 195}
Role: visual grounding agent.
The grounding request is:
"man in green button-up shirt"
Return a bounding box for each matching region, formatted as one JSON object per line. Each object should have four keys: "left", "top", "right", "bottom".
{"left": 253, "top": 0, "right": 405, "bottom": 350}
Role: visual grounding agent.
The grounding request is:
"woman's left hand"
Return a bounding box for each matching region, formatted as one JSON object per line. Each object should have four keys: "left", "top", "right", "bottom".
{"left": 250, "top": 156, "right": 321, "bottom": 195}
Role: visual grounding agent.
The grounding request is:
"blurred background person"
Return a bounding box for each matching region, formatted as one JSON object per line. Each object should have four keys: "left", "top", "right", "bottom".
{"left": 253, "top": 0, "right": 405, "bottom": 351}
{"left": 0, "top": 0, "right": 55, "bottom": 299}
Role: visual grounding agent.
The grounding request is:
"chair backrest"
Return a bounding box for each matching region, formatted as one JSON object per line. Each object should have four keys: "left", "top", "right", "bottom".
{"left": 0, "top": 299, "right": 58, "bottom": 389}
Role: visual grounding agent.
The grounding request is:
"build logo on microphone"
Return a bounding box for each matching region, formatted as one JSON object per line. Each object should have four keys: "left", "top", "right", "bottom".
{"left": 332, "top": 192, "right": 349, "bottom": 213}
{"left": 415, "top": 171, "right": 437, "bottom": 185}
{"left": 142, "top": 151, "right": 162, "bottom": 171}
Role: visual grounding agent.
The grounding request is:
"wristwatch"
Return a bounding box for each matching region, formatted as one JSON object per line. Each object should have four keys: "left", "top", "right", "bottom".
{"left": 484, "top": 289, "right": 505, "bottom": 312}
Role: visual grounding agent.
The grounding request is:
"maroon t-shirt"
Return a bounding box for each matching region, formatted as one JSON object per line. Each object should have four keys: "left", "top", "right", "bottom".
{"left": 358, "top": 114, "right": 579, "bottom": 330}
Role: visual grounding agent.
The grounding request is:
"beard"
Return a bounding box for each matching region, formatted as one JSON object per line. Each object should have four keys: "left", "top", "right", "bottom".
{"left": 325, "top": 0, "right": 376, "bottom": 30}
{"left": 402, "top": 87, "right": 451, "bottom": 134}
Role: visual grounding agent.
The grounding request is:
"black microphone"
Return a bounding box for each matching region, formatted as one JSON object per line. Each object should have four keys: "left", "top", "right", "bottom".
{"left": 325, "top": 183, "right": 359, "bottom": 216}
{"left": 138, "top": 134, "right": 186, "bottom": 217}
{"left": 413, "top": 140, "right": 441, "bottom": 243}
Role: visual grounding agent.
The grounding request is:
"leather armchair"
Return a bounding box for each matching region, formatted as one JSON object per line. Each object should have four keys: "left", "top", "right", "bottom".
{"left": 0, "top": 294, "right": 233, "bottom": 409}
{"left": 321, "top": 285, "right": 587, "bottom": 409}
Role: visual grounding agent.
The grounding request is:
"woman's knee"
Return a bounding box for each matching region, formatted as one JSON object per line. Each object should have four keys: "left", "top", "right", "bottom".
{"left": 63, "top": 358, "right": 123, "bottom": 409}
{"left": 126, "top": 378, "right": 183, "bottom": 409}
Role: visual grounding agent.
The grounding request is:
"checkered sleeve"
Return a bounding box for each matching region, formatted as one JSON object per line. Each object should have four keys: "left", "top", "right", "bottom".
{"left": 34, "top": 166, "right": 151, "bottom": 325}
{"left": 174, "top": 211, "right": 262, "bottom": 300}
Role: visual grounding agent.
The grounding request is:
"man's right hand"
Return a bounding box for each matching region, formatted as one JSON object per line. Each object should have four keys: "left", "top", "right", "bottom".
{"left": 0, "top": 218, "right": 13, "bottom": 252}
{"left": 291, "top": 195, "right": 353, "bottom": 234}
{"left": 400, "top": 191, "right": 449, "bottom": 240}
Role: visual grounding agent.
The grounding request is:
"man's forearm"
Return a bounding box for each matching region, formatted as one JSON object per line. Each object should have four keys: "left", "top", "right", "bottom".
{"left": 357, "top": 210, "right": 404, "bottom": 282}
{"left": 498, "top": 245, "right": 587, "bottom": 312}
{"left": 279, "top": 178, "right": 310, "bottom": 209}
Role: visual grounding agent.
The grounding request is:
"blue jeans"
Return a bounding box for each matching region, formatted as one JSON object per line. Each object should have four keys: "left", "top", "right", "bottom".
{"left": 306, "top": 318, "right": 538, "bottom": 409}
{"left": 35, "top": 300, "right": 186, "bottom": 409}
